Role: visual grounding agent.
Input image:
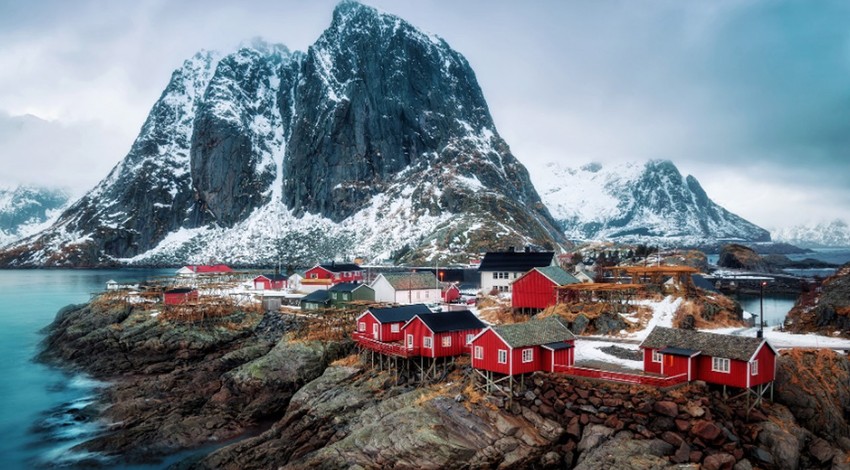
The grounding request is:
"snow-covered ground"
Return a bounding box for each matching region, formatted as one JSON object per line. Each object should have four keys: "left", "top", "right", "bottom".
{"left": 574, "top": 295, "right": 850, "bottom": 371}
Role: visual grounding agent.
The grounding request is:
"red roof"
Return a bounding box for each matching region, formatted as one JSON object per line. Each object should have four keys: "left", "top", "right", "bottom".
{"left": 184, "top": 264, "right": 233, "bottom": 273}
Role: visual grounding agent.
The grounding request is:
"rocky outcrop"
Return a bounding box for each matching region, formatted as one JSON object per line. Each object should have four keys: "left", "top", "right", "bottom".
{"left": 192, "top": 365, "right": 562, "bottom": 469}
{"left": 718, "top": 244, "right": 772, "bottom": 272}
{"left": 786, "top": 263, "right": 850, "bottom": 335}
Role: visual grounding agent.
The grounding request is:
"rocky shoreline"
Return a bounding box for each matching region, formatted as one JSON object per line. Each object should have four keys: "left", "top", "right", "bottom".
{"left": 38, "top": 298, "right": 850, "bottom": 468}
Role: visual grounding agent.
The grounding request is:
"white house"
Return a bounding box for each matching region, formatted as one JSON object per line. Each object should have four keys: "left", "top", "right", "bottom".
{"left": 288, "top": 271, "right": 305, "bottom": 291}
{"left": 478, "top": 249, "right": 556, "bottom": 293}
{"left": 371, "top": 272, "right": 440, "bottom": 304}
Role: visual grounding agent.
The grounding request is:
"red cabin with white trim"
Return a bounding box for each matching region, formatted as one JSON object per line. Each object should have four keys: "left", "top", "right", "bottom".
{"left": 402, "top": 310, "right": 485, "bottom": 358}
{"left": 441, "top": 283, "right": 460, "bottom": 303}
{"left": 253, "top": 274, "right": 287, "bottom": 290}
{"left": 303, "top": 263, "right": 363, "bottom": 287}
{"left": 470, "top": 316, "right": 575, "bottom": 375}
{"left": 640, "top": 326, "right": 777, "bottom": 388}
{"left": 511, "top": 266, "right": 579, "bottom": 312}
{"left": 356, "top": 304, "right": 433, "bottom": 343}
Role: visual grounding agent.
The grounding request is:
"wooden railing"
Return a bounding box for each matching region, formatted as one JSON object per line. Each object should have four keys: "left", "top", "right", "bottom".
{"left": 553, "top": 365, "right": 688, "bottom": 387}
{"left": 352, "top": 332, "right": 413, "bottom": 358}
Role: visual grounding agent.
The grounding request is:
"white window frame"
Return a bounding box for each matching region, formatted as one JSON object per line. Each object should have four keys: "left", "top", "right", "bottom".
{"left": 390, "top": 323, "right": 400, "bottom": 333}
{"left": 474, "top": 346, "right": 483, "bottom": 360}
{"left": 442, "top": 336, "right": 451, "bottom": 347}
{"left": 652, "top": 350, "right": 663, "bottom": 363}
{"left": 424, "top": 336, "right": 433, "bottom": 349}
{"left": 310, "top": 273, "right": 318, "bottom": 279}
{"left": 372, "top": 323, "right": 378, "bottom": 337}
{"left": 358, "top": 322, "right": 365, "bottom": 332}
{"left": 751, "top": 359, "right": 759, "bottom": 376}
{"left": 492, "top": 272, "right": 498, "bottom": 279}
{"left": 712, "top": 357, "right": 730, "bottom": 373}
{"left": 466, "top": 334, "right": 474, "bottom": 345}
{"left": 407, "top": 334, "right": 413, "bottom": 349}
{"left": 498, "top": 349, "right": 508, "bottom": 364}
{"left": 522, "top": 348, "right": 533, "bottom": 363}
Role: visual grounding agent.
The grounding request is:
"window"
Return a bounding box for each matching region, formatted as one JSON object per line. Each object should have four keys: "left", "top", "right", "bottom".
{"left": 391, "top": 323, "right": 400, "bottom": 333}
{"left": 373, "top": 323, "right": 378, "bottom": 336}
{"left": 474, "top": 346, "right": 483, "bottom": 360}
{"left": 310, "top": 273, "right": 318, "bottom": 279}
{"left": 342, "top": 293, "right": 349, "bottom": 300}
{"left": 424, "top": 336, "right": 433, "bottom": 349}
{"left": 493, "top": 272, "right": 498, "bottom": 279}
{"left": 407, "top": 334, "right": 413, "bottom": 348}
{"left": 466, "top": 334, "right": 474, "bottom": 345}
{"left": 712, "top": 357, "right": 730, "bottom": 373}
{"left": 358, "top": 322, "right": 365, "bottom": 332}
{"left": 498, "top": 349, "right": 508, "bottom": 364}
{"left": 751, "top": 359, "right": 759, "bottom": 376}
{"left": 442, "top": 336, "right": 451, "bottom": 347}
{"left": 652, "top": 350, "right": 662, "bottom": 363}
{"left": 522, "top": 348, "right": 533, "bottom": 363}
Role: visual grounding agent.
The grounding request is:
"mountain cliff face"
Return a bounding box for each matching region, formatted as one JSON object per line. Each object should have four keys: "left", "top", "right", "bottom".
{"left": 0, "top": 186, "right": 68, "bottom": 247}
{"left": 0, "top": 1, "right": 563, "bottom": 267}
{"left": 773, "top": 220, "right": 850, "bottom": 248}
{"left": 529, "top": 160, "right": 770, "bottom": 245}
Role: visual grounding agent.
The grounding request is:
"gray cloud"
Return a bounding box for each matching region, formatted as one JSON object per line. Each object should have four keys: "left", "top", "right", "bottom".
{"left": 0, "top": 0, "right": 848, "bottom": 228}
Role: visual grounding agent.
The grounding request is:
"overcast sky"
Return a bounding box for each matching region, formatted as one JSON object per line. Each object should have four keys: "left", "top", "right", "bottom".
{"left": 1, "top": 0, "right": 848, "bottom": 230}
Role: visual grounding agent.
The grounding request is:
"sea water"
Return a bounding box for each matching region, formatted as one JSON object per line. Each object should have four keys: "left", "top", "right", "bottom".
{"left": 0, "top": 269, "right": 170, "bottom": 469}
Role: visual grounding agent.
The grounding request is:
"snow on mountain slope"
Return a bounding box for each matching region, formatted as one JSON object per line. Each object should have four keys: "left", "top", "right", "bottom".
{"left": 529, "top": 160, "right": 770, "bottom": 245}
{"left": 0, "top": 1, "right": 564, "bottom": 267}
{"left": 772, "top": 220, "right": 850, "bottom": 248}
{"left": 0, "top": 186, "right": 69, "bottom": 247}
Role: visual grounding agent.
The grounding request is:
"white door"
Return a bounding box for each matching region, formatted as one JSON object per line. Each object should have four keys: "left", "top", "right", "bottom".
{"left": 373, "top": 323, "right": 379, "bottom": 340}
{"left": 407, "top": 334, "right": 414, "bottom": 349}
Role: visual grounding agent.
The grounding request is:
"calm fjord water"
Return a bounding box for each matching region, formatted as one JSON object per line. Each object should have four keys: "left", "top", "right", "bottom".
{"left": 0, "top": 269, "right": 169, "bottom": 469}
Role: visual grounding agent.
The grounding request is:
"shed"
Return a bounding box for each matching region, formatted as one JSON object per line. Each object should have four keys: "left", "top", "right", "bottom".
{"left": 371, "top": 272, "right": 440, "bottom": 304}
{"left": 253, "top": 273, "right": 288, "bottom": 290}
{"left": 163, "top": 287, "right": 198, "bottom": 305}
{"left": 300, "top": 290, "right": 332, "bottom": 311}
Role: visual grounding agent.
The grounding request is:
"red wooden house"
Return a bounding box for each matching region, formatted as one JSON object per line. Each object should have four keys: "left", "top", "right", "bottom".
{"left": 402, "top": 310, "right": 485, "bottom": 358}
{"left": 163, "top": 287, "right": 199, "bottom": 305}
{"left": 470, "top": 316, "right": 575, "bottom": 376}
{"left": 253, "top": 273, "right": 288, "bottom": 290}
{"left": 511, "top": 266, "right": 579, "bottom": 313}
{"left": 639, "top": 326, "right": 777, "bottom": 389}
{"left": 356, "top": 304, "right": 433, "bottom": 342}
{"left": 303, "top": 262, "right": 363, "bottom": 288}
{"left": 441, "top": 282, "right": 460, "bottom": 303}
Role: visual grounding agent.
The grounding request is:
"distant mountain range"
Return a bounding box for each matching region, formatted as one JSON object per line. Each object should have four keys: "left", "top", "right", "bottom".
{"left": 0, "top": 1, "right": 563, "bottom": 267}
{"left": 529, "top": 160, "right": 771, "bottom": 246}
{"left": 0, "top": 186, "right": 69, "bottom": 247}
{"left": 772, "top": 220, "right": 850, "bottom": 248}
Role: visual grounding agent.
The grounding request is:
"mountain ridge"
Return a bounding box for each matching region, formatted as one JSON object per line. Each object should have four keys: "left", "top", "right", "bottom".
{"left": 0, "top": 1, "right": 564, "bottom": 268}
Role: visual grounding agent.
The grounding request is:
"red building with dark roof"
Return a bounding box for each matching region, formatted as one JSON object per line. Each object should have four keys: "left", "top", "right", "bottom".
{"left": 303, "top": 262, "right": 363, "bottom": 288}
{"left": 402, "top": 310, "right": 485, "bottom": 358}
{"left": 470, "top": 316, "right": 575, "bottom": 375}
{"left": 356, "top": 304, "right": 433, "bottom": 342}
{"left": 639, "top": 326, "right": 777, "bottom": 388}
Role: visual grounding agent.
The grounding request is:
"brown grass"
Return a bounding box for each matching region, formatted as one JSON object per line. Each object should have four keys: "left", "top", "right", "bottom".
{"left": 331, "top": 354, "right": 360, "bottom": 367}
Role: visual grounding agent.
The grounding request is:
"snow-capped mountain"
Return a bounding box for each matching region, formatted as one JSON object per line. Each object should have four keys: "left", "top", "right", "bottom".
{"left": 772, "top": 220, "right": 850, "bottom": 248}
{"left": 0, "top": 1, "right": 564, "bottom": 267}
{"left": 0, "top": 186, "right": 69, "bottom": 247}
{"left": 529, "top": 160, "right": 770, "bottom": 245}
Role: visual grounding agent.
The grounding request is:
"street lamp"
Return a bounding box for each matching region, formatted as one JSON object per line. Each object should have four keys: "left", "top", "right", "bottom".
{"left": 757, "top": 281, "right": 767, "bottom": 338}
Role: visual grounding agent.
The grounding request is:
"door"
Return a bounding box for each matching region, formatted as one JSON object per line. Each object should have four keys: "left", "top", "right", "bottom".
{"left": 373, "top": 323, "right": 379, "bottom": 340}
{"left": 407, "top": 334, "right": 414, "bottom": 349}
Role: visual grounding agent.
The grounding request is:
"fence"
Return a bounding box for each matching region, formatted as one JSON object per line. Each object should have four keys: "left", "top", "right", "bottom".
{"left": 352, "top": 332, "right": 413, "bottom": 358}
{"left": 553, "top": 365, "right": 688, "bottom": 387}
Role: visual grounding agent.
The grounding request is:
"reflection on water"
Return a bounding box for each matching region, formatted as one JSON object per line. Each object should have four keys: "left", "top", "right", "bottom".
{"left": 733, "top": 293, "right": 798, "bottom": 327}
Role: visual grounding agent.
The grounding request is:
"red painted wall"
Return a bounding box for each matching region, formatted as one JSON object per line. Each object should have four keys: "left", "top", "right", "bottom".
{"left": 305, "top": 266, "right": 363, "bottom": 285}
{"left": 643, "top": 348, "right": 662, "bottom": 374}
{"left": 749, "top": 343, "right": 776, "bottom": 386}
{"left": 442, "top": 285, "right": 460, "bottom": 303}
{"left": 662, "top": 354, "right": 691, "bottom": 378}
{"left": 164, "top": 290, "right": 198, "bottom": 305}
{"left": 471, "top": 329, "right": 511, "bottom": 375}
{"left": 695, "top": 356, "right": 748, "bottom": 388}
{"left": 512, "top": 270, "right": 558, "bottom": 310}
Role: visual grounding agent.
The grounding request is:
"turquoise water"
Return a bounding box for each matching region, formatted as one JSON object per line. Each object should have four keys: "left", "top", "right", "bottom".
{"left": 0, "top": 269, "right": 171, "bottom": 469}
{"left": 733, "top": 293, "right": 798, "bottom": 327}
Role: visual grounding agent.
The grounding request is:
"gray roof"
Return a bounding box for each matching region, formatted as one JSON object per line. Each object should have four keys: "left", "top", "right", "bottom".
{"left": 301, "top": 290, "right": 331, "bottom": 304}
{"left": 381, "top": 272, "right": 438, "bottom": 290}
{"left": 366, "top": 304, "right": 432, "bottom": 323}
{"left": 492, "top": 316, "right": 575, "bottom": 348}
{"left": 329, "top": 282, "right": 372, "bottom": 293}
{"left": 478, "top": 251, "right": 555, "bottom": 272}
{"left": 640, "top": 326, "right": 770, "bottom": 362}
{"left": 532, "top": 266, "right": 580, "bottom": 286}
